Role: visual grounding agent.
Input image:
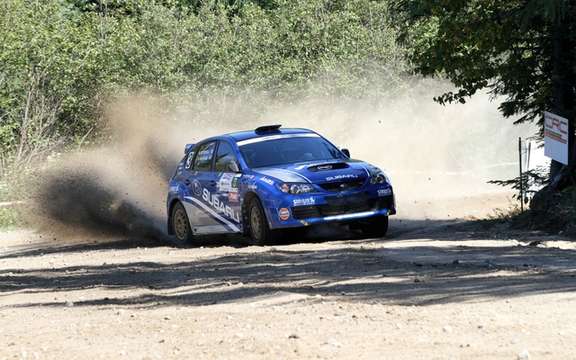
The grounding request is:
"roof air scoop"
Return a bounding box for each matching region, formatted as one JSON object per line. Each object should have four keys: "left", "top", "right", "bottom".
{"left": 255, "top": 124, "right": 282, "bottom": 134}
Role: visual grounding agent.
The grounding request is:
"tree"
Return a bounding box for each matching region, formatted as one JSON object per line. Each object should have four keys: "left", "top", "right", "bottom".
{"left": 0, "top": 0, "right": 407, "bottom": 177}
{"left": 394, "top": 0, "right": 576, "bottom": 186}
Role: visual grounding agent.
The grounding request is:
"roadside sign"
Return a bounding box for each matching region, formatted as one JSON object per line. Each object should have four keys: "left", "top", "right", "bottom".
{"left": 544, "top": 111, "right": 569, "bottom": 165}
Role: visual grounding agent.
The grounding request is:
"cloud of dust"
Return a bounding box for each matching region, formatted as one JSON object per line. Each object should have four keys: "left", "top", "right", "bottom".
{"left": 264, "top": 81, "right": 536, "bottom": 219}
{"left": 31, "top": 97, "right": 183, "bottom": 240}
{"left": 30, "top": 80, "right": 535, "bottom": 240}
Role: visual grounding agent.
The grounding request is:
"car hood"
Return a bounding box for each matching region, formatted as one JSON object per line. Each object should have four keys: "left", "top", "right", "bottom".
{"left": 252, "top": 160, "right": 373, "bottom": 184}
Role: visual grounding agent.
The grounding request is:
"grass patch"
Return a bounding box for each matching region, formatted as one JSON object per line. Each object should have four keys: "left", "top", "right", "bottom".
{"left": 0, "top": 182, "right": 10, "bottom": 202}
{"left": 483, "top": 186, "right": 576, "bottom": 238}
{"left": 0, "top": 207, "right": 23, "bottom": 230}
{"left": 527, "top": 186, "right": 576, "bottom": 236}
{"left": 486, "top": 205, "right": 523, "bottom": 222}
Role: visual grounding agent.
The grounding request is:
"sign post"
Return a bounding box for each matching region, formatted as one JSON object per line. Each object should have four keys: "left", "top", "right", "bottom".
{"left": 544, "top": 111, "right": 570, "bottom": 165}
{"left": 518, "top": 137, "right": 524, "bottom": 212}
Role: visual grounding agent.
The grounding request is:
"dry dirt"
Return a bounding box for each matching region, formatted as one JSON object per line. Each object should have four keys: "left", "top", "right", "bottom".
{"left": 2, "top": 216, "right": 576, "bottom": 360}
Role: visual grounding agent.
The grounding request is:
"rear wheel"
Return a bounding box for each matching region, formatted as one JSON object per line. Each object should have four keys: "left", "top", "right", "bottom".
{"left": 170, "top": 202, "right": 193, "bottom": 246}
{"left": 357, "top": 215, "right": 389, "bottom": 238}
{"left": 246, "top": 197, "right": 274, "bottom": 245}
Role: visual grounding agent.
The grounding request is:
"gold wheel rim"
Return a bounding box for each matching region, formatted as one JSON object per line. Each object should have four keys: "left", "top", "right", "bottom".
{"left": 174, "top": 208, "right": 188, "bottom": 240}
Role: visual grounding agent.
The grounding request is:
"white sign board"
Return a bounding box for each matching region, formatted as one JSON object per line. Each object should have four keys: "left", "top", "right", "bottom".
{"left": 544, "top": 111, "right": 569, "bottom": 165}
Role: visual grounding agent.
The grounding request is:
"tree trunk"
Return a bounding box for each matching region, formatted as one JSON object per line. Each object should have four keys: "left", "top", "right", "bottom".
{"left": 549, "top": 7, "right": 575, "bottom": 185}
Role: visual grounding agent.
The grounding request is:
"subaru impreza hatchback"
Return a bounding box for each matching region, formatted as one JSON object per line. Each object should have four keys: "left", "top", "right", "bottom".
{"left": 167, "top": 125, "right": 395, "bottom": 245}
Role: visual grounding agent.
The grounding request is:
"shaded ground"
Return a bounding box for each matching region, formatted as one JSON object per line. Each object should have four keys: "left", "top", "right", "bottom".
{"left": 1, "top": 219, "right": 576, "bottom": 359}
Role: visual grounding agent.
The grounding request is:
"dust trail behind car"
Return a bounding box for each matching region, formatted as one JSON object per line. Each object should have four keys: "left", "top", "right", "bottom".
{"left": 31, "top": 98, "right": 184, "bottom": 240}
{"left": 29, "top": 81, "right": 536, "bottom": 242}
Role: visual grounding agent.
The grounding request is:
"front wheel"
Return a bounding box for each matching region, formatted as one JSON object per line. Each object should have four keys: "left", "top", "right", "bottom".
{"left": 356, "top": 216, "right": 389, "bottom": 238}
{"left": 246, "top": 197, "right": 275, "bottom": 245}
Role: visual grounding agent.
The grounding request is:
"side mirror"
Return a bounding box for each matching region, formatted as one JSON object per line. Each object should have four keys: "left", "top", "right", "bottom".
{"left": 341, "top": 148, "right": 350, "bottom": 158}
{"left": 227, "top": 160, "right": 241, "bottom": 173}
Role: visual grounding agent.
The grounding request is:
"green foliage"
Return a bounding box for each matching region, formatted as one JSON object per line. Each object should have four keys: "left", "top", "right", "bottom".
{"left": 0, "top": 207, "right": 22, "bottom": 229}
{"left": 525, "top": 185, "right": 576, "bottom": 235}
{"left": 394, "top": 0, "right": 576, "bottom": 127}
{"left": 489, "top": 166, "right": 548, "bottom": 203}
{"left": 0, "top": 0, "right": 407, "bottom": 177}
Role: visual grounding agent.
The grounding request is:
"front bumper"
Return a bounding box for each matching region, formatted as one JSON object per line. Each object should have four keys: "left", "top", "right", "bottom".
{"left": 292, "top": 207, "right": 391, "bottom": 226}
{"left": 264, "top": 187, "right": 396, "bottom": 229}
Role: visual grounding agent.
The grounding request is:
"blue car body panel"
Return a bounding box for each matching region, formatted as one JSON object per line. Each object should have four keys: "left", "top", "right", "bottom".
{"left": 166, "top": 127, "right": 396, "bottom": 235}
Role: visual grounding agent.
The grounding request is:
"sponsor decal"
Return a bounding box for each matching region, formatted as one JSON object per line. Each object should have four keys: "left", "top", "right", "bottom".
{"left": 237, "top": 133, "right": 320, "bottom": 146}
{"left": 217, "top": 173, "right": 235, "bottom": 192}
{"left": 293, "top": 197, "right": 315, "bottom": 206}
{"left": 184, "top": 197, "right": 240, "bottom": 232}
{"left": 258, "top": 169, "right": 309, "bottom": 183}
{"left": 169, "top": 185, "right": 179, "bottom": 192}
{"left": 185, "top": 151, "right": 194, "bottom": 169}
{"left": 228, "top": 192, "right": 239, "bottom": 203}
{"left": 202, "top": 188, "right": 240, "bottom": 222}
{"left": 231, "top": 175, "right": 240, "bottom": 189}
{"left": 192, "top": 179, "right": 203, "bottom": 196}
{"left": 261, "top": 177, "right": 275, "bottom": 186}
{"left": 326, "top": 174, "right": 358, "bottom": 181}
{"left": 278, "top": 208, "right": 290, "bottom": 221}
{"left": 378, "top": 188, "right": 392, "bottom": 197}
{"left": 247, "top": 184, "right": 258, "bottom": 190}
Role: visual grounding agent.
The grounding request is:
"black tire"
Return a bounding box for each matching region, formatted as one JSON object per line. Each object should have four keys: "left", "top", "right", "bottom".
{"left": 358, "top": 216, "right": 389, "bottom": 238}
{"left": 246, "top": 197, "right": 274, "bottom": 245}
{"left": 170, "top": 202, "right": 193, "bottom": 246}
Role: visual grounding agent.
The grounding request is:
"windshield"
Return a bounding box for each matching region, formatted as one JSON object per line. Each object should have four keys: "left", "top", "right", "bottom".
{"left": 239, "top": 135, "right": 345, "bottom": 168}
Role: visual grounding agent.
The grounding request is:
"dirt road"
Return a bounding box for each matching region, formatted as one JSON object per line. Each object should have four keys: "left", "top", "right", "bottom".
{"left": 2, "top": 219, "right": 576, "bottom": 360}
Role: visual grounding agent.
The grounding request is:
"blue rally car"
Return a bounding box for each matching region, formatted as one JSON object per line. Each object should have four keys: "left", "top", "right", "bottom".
{"left": 166, "top": 125, "right": 395, "bottom": 245}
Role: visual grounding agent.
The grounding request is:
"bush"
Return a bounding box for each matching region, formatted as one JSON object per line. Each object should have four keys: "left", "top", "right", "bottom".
{"left": 0, "top": 207, "right": 22, "bottom": 229}
{"left": 0, "top": 0, "right": 407, "bottom": 179}
{"left": 522, "top": 186, "right": 576, "bottom": 236}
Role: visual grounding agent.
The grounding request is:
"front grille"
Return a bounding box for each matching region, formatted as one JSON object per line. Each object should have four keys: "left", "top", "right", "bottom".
{"left": 292, "top": 194, "right": 393, "bottom": 220}
{"left": 291, "top": 206, "right": 322, "bottom": 219}
{"left": 319, "top": 180, "right": 365, "bottom": 192}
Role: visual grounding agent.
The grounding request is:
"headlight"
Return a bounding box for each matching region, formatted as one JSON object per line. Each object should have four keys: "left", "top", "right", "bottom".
{"left": 278, "top": 183, "right": 314, "bottom": 194}
{"left": 370, "top": 171, "right": 391, "bottom": 184}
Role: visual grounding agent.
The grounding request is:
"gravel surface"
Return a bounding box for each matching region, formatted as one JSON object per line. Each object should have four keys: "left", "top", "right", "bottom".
{"left": 2, "top": 220, "right": 576, "bottom": 359}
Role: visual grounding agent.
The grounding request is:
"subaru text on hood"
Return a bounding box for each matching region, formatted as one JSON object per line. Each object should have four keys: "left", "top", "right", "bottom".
{"left": 166, "top": 125, "right": 396, "bottom": 245}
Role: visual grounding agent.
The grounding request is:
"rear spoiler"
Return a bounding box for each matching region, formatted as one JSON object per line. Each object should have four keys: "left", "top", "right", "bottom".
{"left": 184, "top": 143, "right": 195, "bottom": 154}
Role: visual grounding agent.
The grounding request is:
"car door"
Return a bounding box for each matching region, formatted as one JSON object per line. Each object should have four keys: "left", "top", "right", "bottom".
{"left": 212, "top": 140, "right": 243, "bottom": 231}
{"left": 182, "top": 141, "right": 225, "bottom": 234}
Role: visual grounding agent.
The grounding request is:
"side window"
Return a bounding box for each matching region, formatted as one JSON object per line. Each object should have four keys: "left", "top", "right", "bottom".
{"left": 214, "top": 141, "right": 239, "bottom": 172}
{"left": 192, "top": 142, "right": 216, "bottom": 171}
